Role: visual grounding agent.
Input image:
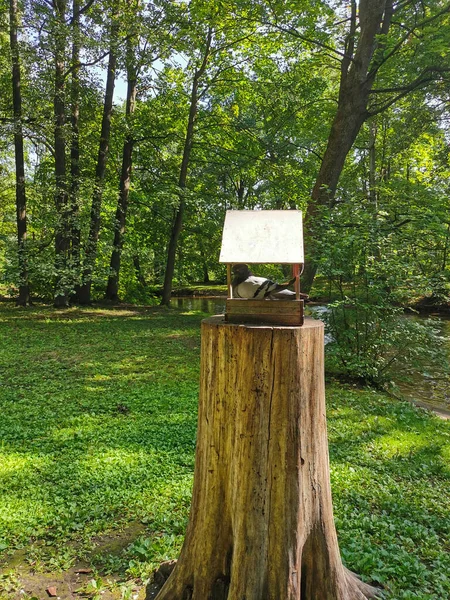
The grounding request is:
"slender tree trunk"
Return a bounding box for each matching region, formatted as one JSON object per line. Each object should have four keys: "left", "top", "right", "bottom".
{"left": 368, "top": 122, "right": 377, "bottom": 209}
{"left": 105, "top": 31, "right": 137, "bottom": 301}
{"left": 237, "top": 178, "right": 245, "bottom": 208}
{"left": 133, "top": 254, "right": 147, "bottom": 287}
{"left": 160, "top": 29, "right": 212, "bottom": 306}
{"left": 69, "top": 0, "right": 81, "bottom": 293}
{"left": 104, "top": 112, "right": 135, "bottom": 301}
{"left": 160, "top": 79, "right": 197, "bottom": 306}
{"left": 303, "top": 0, "right": 394, "bottom": 292}
{"left": 150, "top": 317, "right": 381, "bottom": 600}
{"left": 77, "top": 13, "right": 118, "bottom": 304}
{"left": 53, "top": 0, "right": 70, "bottom": 307}
{"left": 442, "top": 223, "right": 450, "bottom": 272}
{"left": 9, "top": 0, "right": 29, "bottom": 306}
{"left": 199, "top": 246, "right": 210, "bottom": 284}
{"left": 368, "top": 121, "right": 382, "bottom": 263}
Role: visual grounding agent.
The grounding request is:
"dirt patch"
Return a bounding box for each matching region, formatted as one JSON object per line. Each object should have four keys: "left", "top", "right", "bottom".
{"left": 0, "top": 523, "right": 147, "bottom": 600}
{"left": 88, "top": 522, "right": 146, "bottom": 560}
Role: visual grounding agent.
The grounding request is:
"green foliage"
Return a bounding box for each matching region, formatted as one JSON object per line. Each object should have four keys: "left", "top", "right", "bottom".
{"left": 327, "top": 384, "right": 450, "bottom": 599}
{"left": 0, "top": 304, "right": 200, "bottom": 584}
{"left": 1, "top": 0, "right": 449, "bottom": 307}
{"left": 0, "top": 305, "right": 449, "bottom": 599}
{"left": 322, "top": 298, "right": 448, "bottom": 386}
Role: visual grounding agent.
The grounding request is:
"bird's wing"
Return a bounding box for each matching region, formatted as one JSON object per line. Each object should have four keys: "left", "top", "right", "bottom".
{"left": 235, "top": 276, "right": 278, "bottom": 299}
{"left": 268, "top": 289, "right": 296, "bottom": 300}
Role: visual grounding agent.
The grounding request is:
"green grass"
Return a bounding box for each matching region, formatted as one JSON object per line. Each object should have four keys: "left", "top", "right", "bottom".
{"left": 0, "top": 304, "right": 449, "bottom": 599}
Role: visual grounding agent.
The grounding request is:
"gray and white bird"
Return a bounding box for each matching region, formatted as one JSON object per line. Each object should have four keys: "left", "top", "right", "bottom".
{"left": 231, "top": 264, "right": 307, "bottom": 300}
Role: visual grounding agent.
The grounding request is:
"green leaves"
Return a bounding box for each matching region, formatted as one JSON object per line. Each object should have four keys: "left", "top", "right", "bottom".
{"left": 328, "top": 383, "right": 450, "bottom": 598}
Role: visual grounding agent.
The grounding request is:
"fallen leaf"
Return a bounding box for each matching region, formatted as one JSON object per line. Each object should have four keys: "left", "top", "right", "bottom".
{"left": 46, "top": 586, "right": 57, "bottom": 597}
{"left": 75, "top": 568, "right": 93, "bottom": 574}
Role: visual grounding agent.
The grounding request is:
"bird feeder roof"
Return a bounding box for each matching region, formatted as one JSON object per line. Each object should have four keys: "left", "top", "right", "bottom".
{"left": 219, "top": 210, "right": 304, "bottom": 264}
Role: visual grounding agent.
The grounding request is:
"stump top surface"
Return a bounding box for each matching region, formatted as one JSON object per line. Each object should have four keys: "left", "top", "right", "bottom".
{"left": 203, "top": 315, "right": 323, "bottom": 330}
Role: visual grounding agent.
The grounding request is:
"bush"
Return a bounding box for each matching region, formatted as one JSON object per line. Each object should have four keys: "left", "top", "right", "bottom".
{"left": 322, "top": 298, "right": 447, "bottom": 386}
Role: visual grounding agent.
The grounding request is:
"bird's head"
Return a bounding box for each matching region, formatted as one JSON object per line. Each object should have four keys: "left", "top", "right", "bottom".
{"left": 232, "top": 264, "right": 251, "bottom": 280}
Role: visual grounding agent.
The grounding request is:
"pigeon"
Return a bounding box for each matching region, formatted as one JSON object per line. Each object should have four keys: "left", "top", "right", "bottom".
{"left": 231, "top": 264, "right": 308, "bottom": 301}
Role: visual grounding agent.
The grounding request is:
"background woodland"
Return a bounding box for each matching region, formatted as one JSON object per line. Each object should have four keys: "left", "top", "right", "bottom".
{"left": 1, "top": 0, "right": 449, "bottom": 308}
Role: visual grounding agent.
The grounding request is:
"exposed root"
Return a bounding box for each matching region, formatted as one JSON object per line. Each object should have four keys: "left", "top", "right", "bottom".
{"left": 147, "top": 561, "right": 385, "bottom": 600}
{"left": 345, "top": 566, "right": 385, "bottom": 599}
{"left": 145, "top": 560, "right": 177, "bottom": 599}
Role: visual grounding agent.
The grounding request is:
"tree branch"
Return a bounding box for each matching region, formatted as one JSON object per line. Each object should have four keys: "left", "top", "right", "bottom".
{"left": 68, "top": 0, "right": 96, "bottom": 24}
{"left": 368, "top": 67, "right": 450, "bottom": 115}
{"left": 63, "top": 49, "right": 111, "bottom": 78}
{"left": 341, "top": 0, "right": 357, "bottom": 80}
{"left": 368, "top": 2, "right": 450, "bottom": 78}
{"left": 267, "top": 21, "right": 351, "bottom": 62}
{"left": 195, "top": 27, "right": 213, "bottom": 80}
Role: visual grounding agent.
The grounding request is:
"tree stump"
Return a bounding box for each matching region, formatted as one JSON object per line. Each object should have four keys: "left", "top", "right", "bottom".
{"left": 152, "top": 316, "right": 381, "bottom": 600}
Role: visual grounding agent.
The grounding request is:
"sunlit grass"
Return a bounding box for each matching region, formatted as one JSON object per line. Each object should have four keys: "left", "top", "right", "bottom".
{"left": 0, "top": 303, "right": 449, "bottom": 599}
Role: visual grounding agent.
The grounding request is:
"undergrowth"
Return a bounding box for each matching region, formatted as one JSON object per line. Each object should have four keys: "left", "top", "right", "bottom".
{"left": 0, "top": 303, "right": 448, "bottom": 599}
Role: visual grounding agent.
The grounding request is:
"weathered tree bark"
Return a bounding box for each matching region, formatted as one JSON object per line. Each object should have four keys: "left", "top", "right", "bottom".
{"left": 105, "top": 21, "right": 137, "bottom": 301}
{"left": 77, "top": 8, "right": 118, "bottom": 304}
{"left": 151, "top": 317, "right": 381, "bottom": 600}
{"left": 160, "top": 28, "right": 213, "bottom": 306}
{"left": 9, "top": 0, "right": 29, "bottom": 306}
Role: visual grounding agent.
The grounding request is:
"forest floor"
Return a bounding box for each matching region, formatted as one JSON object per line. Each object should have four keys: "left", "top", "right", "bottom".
{"left": 0, "top": 303, "right": 449, "bottom": 600}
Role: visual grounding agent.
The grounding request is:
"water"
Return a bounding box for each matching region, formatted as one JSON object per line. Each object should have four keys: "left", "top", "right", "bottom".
{"left": 395, "top": 316, "right": 450, "bottom": 418}
{"left": 173, "top": 297, "right": 450, "bottom": 417}
{"left": 173, "top": 297, "right": 227, "bottom": 315}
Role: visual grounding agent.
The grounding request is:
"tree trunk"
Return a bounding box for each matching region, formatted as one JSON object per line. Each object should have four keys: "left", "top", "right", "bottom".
{"left": 104, "top": 128, "right": 135, "bottom": 301}
{"left": 151, "top": 317, "right": 381, "bottom": 600}
{"left": 53, "top": 0, "right": 70, "bottom": 307}
{"left": 303, "top": 0, "right": 393, "bottom": 292}
{"left": 368, "top": 121, "right": 382, "bottom": 263}
{"left": 69, "top": 0, "right": 81, "bottom": 293}
{"left": 160, "top": 77, "right": 199, "bottom": 306}
{"left": 9, "top": 0, "right": 29, "bottom": 306}
{"left": 160, "top": 29, "right": 213, "bottom": 306}
{"left": 199, "top": 245, "right": 210, "bottom": 284}
{"left": 133, "top": 254, "right": 147, "bottom": 287}
{"left": 105, "top": 25, "right": 137, "bottom": 301}
{"left": 77, "top": 10, "right": 118, "bottom": 304}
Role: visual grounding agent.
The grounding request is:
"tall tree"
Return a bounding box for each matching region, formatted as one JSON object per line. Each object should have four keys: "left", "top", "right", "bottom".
{"left": 105, "top": 0, "right": 138, "bottom": 301}
{"left": 9, "top": 0, "right": 29, "bottom": 305}
{"left": 77, "top": 4, "right": 118, "bottom": 304}
{"left": 301, "top": 0, "right": 450, "bottom": 290}
{"left": 53, "top": 0, "right": 70, "bottom": 307}
{"left": 69, "top": 0, "right": 81, "bottom": 293}
{"left": 159, "top": 0, "right": 261, "bottom": 305}
{"left": 160, "top": 27, "right": 213, "bottom": 306}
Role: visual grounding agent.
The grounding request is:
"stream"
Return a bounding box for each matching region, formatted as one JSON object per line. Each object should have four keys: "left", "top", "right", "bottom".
{"left": 173, "top": 297, "right": 450, "bottom": 418}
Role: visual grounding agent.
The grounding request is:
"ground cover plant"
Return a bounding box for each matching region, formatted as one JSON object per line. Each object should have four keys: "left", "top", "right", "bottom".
{"left": 0, "top": 303, "right": 449, "bottom": 599}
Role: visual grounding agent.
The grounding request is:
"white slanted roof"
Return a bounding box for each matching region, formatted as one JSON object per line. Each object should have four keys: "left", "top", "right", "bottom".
{"left": 219, "top": 210, "right": 304, "bottom": 264}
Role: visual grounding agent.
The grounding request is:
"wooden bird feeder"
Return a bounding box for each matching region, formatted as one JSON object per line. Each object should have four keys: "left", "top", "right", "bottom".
{"left": 219, "top": 210, "right": 304, "bottom": 326}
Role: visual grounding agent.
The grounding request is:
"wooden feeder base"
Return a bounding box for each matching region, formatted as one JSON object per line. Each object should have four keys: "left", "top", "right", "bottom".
{"left": 225, "top": 299, "right": 304, "bottom": 326}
